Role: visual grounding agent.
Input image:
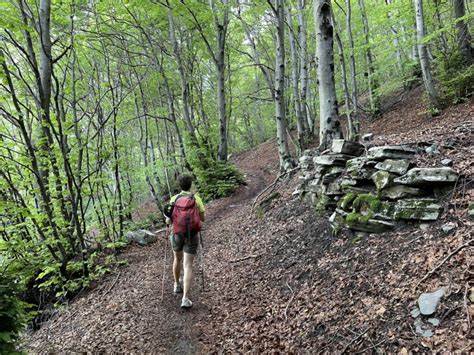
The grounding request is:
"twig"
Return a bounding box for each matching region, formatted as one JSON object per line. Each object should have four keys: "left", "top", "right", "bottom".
{"left": 251, "top": 166, "right": 300, "bottom": 213}
{"left": 356, "top": 338, "right": 386, "bottom": 353}
{"left": 284, "top": 281, "right": 295, "bottom": 322}
{"left": 464, "top": 283, "right": 472, "bottom": 334}
{"left": 229, "top": 254, "right": 262, "bottom": 263}
{"left": 416, "top": 239, "right": 473, "bottom": 288}
{"left": 103, "top": 271, "right": 121, "bottom": 297}
{"left": 341, "top": 328, "right": 369, "bottom": 353}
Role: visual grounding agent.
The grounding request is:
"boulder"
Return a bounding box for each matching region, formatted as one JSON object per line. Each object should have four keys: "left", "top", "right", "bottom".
{"left": 394, "top": 199, "right": 442, "bottom": 220}
{"left": 331, "top": 139, "right": 365, "bottom": 156}
{"left": 394, "top": 167, "right": 458, "bottom": 186}
{"left": 371, "top": 170, "right": 396, "bottom": 190}
{"left": 125, "top": 229, "right": 157, "bottom": 246}
{"left": 418, "top": 288, "right": 445, "bottom": 315}
{"left": 367, "top": 145, "right": 417, "bottom": 160}
{"left": 375, "top": 159, "right": 411, "bottom": 175}
{"left": 313, "top": 154, "right": 354, "bottom": 166}
{"left": 381, "top": 186, "right": 424, "bottom": 200}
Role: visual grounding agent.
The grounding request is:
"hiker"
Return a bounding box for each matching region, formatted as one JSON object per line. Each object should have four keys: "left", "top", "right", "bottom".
{"left": 165, "top": 174, "right": 205, "bottom": 309}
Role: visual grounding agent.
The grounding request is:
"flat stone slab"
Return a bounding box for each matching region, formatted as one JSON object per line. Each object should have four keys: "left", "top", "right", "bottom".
{"left": 368, "top": 145, "right": 417, "bottom": 160}
{"left": 381, "top": 186, "right": 424, "bottom": 200}
{"left": 331, "top": 139, "right": 365, "bottom": 156}
{"left": 375, "top": 159, "right": 411, "bottom": 175}
{"left": 314, "top": 154, "right": 355, "bottom": 166}
{"left": 345, "top": 218, "right": 395, "bottom": 233}
{"left": 418, "top": 288, "right": 445, "bottom": 315}
{"left": 346, "top": 157, "right": 378, "bottom": 172}
{"left": 299, "top": 155, "right": 314, "bottom": 171}
{"left": 394, "top": 199, "right": 442, "bottom": 220}
{"left": 394, "top": 167, "right": 458, "bottom": 186}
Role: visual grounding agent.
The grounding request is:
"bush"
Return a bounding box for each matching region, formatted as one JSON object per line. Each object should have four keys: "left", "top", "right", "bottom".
{"left": 437, "top": 51, "right": 474, "bottom": 105}
{"left": 0, "top": 274, "right": 31, "bottom": 353}
{"left": 194, "top": 160, "right": 245, "bottom": 201}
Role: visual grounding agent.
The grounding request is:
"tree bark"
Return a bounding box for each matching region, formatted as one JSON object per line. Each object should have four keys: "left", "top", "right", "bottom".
{"left": 313, "top": 0, "right": 342, "bottom": 150}
{"left": 414, "top": 0, "right": 440, "bottom": 109}
{"left": 358, "top": 0, "right": 380, "bottom": 115}
{"left": 454, "top": 0, "right": 473, "bottom": 65}
{"left": 273, "top": 0, "right": 292, "bottom": 170}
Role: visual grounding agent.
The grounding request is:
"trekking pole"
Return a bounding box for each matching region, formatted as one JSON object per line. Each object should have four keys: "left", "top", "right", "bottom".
{"left": 199, "top": 231, "right": 206, "bottom": 292}
{"left": 161, "top": 226, "right": 169, "bottom": 302}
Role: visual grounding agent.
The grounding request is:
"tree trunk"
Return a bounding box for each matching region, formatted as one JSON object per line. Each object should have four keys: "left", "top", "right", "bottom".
{"left": 414, "top": 0, "right": 440, "bottom": 109}
{"left": 454, "top": 0, "right": 473, "bottom": 65}
{"left": 297, "top": 0, "right": 313, "bottom": 134}
{"left": 287, "top": 7, "right": 307, "bottom": 151}
{"left": 358, "top": 0, "right": 380, "bottom": 115}
{"left": 314, "top": 0, "right": 342, "bottom": 150}
{"left": 274, "top": 0, "right": 292, "bottom": 170}
{"left": 346, "top": 0, "right": 358, "bottom": 116}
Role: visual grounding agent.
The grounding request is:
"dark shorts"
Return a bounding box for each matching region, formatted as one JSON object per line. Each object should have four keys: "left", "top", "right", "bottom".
{"left": 170, "top": 232, "right": 199, "bottom": 255}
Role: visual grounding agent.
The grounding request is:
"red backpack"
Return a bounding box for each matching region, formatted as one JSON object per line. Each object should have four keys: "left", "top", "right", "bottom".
{"left": 171, "top": 194, "right": 201, "bottom": 235}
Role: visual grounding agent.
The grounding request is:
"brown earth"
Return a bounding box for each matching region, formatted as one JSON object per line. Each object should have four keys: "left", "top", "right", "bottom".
{"left": 24, "top": 87, "right": 473, "bottom": 353}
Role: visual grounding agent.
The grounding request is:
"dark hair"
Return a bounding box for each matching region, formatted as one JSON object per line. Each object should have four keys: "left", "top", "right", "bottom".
{"left": 177, "top": 174, "right": 193, "bottom": 191}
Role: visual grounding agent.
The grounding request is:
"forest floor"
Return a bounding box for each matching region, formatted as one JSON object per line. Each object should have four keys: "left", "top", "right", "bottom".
{"left": 25, "top": 85, "right": 473, "bottom": 353}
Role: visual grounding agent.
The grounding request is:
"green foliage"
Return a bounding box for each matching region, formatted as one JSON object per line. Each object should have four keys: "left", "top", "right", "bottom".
{"left": 194, "top": 160, "right": 245, "bottom": 201}
{"left": 437, "top": 52, "right": 474, "bottom": 105}
{"left": 0, "top": 274, "right": 31, "bottom": 353}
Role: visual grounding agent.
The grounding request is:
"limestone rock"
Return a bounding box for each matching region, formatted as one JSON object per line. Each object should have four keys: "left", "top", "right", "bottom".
{"left": 362, "top": 133, "right": 374, "bottom": 141}
{"left": 394, "top": 199, "right": 442, "bottom": 220}
{"left": 322, "top": 167, "right": 345, "bottom": 184}
{"left": 368, "top": 145, "right": 417, "bottom": 160}
{"left": 345, "top": 218, "right": 394, "bottom": 233}
{"left": 375, "top": 159, "right": 411, "bottom": 175}
{"left": 414, "top": 319, "right": 434, "bottom": 337}
{"left": 381, "top": 186, "right": 424, "bottom": 200}
{"left": 331, "top": 139, "right": 365, "bottom": 156}
{"left": 342, "top": 185, "right": 376, "bottom": 195}
{"left": 313, "top": 154, "right": 354, "bottom": 166}
{"left": 126, "top": 229, "right": 157, "bottom": 246}
{"left": 371, "top": 170, "right": 396, "bottom": 190}
{"left": 394, "top": 167, "right": 458, "bottom": 186}
{"left": 441, "top": 223, "right": 456, "bottom": 234}
{"left": 418, "top": 288, "right": 445, "bottom": 315}
{"left": 346, "top": 156, "right": 377, "bottom": 172}
{"left": 299, "top": 155, "right": 314, "bottom": 171}
{"left": 441, "top": 158, "right": 453, "bottom": 166}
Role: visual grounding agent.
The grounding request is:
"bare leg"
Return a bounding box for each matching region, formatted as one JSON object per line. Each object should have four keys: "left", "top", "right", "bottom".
{"left": 182, "top": 252, "right": 195, "bottom": 300}
{"left": 173, "top": 251, "right": 183, "bottom": 287}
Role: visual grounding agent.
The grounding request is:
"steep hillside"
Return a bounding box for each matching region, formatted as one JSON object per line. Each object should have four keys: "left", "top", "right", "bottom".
{"left": 25, "top": 87, "right": 473, "bottom": 352}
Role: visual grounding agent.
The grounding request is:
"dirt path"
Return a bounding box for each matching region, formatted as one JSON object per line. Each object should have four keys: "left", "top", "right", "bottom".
{"left": 24, "top": 141, "right": 279, "bottom": 353}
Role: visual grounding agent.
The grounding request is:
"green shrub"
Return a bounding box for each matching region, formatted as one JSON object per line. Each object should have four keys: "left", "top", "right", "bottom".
{"left": 0, "top": 274, "right": 31, "bottom": 353}
{"left": 194, "top": 160, "right": 245, "bottom": 201}
{"left": 437, "top": 51, "right": 474, "bottom": 105}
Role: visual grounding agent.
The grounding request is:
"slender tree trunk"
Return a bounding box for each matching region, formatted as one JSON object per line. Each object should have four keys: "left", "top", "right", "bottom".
{"left": 297, "top": 0, "right": 313, "bottom": 135}
{"left": 358, "top": 0, "right": 380, "bottom": 115}
{"left": 454, "top": 0, "right": 473, "bottom": 65}
{"left": 313, "top": 0, "right": 342, "bottom": 150}
{"left": 346, "top": 0, "right": 358, "bottom": 116}
{"left": 414, "top": 0, "right": 440, "bottom": 109}
{"left": 287, "top": 7, "right": 307, "bottom": 151}
{"left": 273, "top": 0, "right": 292, "bottom": 170}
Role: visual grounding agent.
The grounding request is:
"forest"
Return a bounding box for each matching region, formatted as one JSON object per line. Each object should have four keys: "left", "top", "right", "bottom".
{"left": 0, "top": 0, "right": 472, "bottom": 352}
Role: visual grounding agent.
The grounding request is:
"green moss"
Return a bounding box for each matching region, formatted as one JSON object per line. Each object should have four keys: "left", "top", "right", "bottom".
{"left": 352, "top": 193, "right": 382, "bottom": 213}
{"left": 345, "top": 211, "right": 373, "bottom": 225}
{"left": 314, "top": 194, "right": 330, "bottom": 216}
{"left": 337, "top": 192, "right": 357, "bottom": 210}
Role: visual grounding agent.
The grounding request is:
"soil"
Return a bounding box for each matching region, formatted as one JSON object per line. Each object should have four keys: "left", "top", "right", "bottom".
{"left": 24, "top": 87, "right": 473, "bottom": 352}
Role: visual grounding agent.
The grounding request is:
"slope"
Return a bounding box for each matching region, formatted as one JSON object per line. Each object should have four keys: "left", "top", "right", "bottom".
{"left": 25, "top": 86, "right": 473, "bottom": 352}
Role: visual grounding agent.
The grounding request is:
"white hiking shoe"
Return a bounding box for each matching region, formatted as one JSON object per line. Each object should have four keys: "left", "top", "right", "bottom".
{"left": 181, "top": 297, "right": 193, "bottom": 309}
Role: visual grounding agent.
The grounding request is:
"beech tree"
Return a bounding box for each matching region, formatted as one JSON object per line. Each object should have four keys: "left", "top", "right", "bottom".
{"left": 313, "top": 0, "right": 342, "bottom": 150}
